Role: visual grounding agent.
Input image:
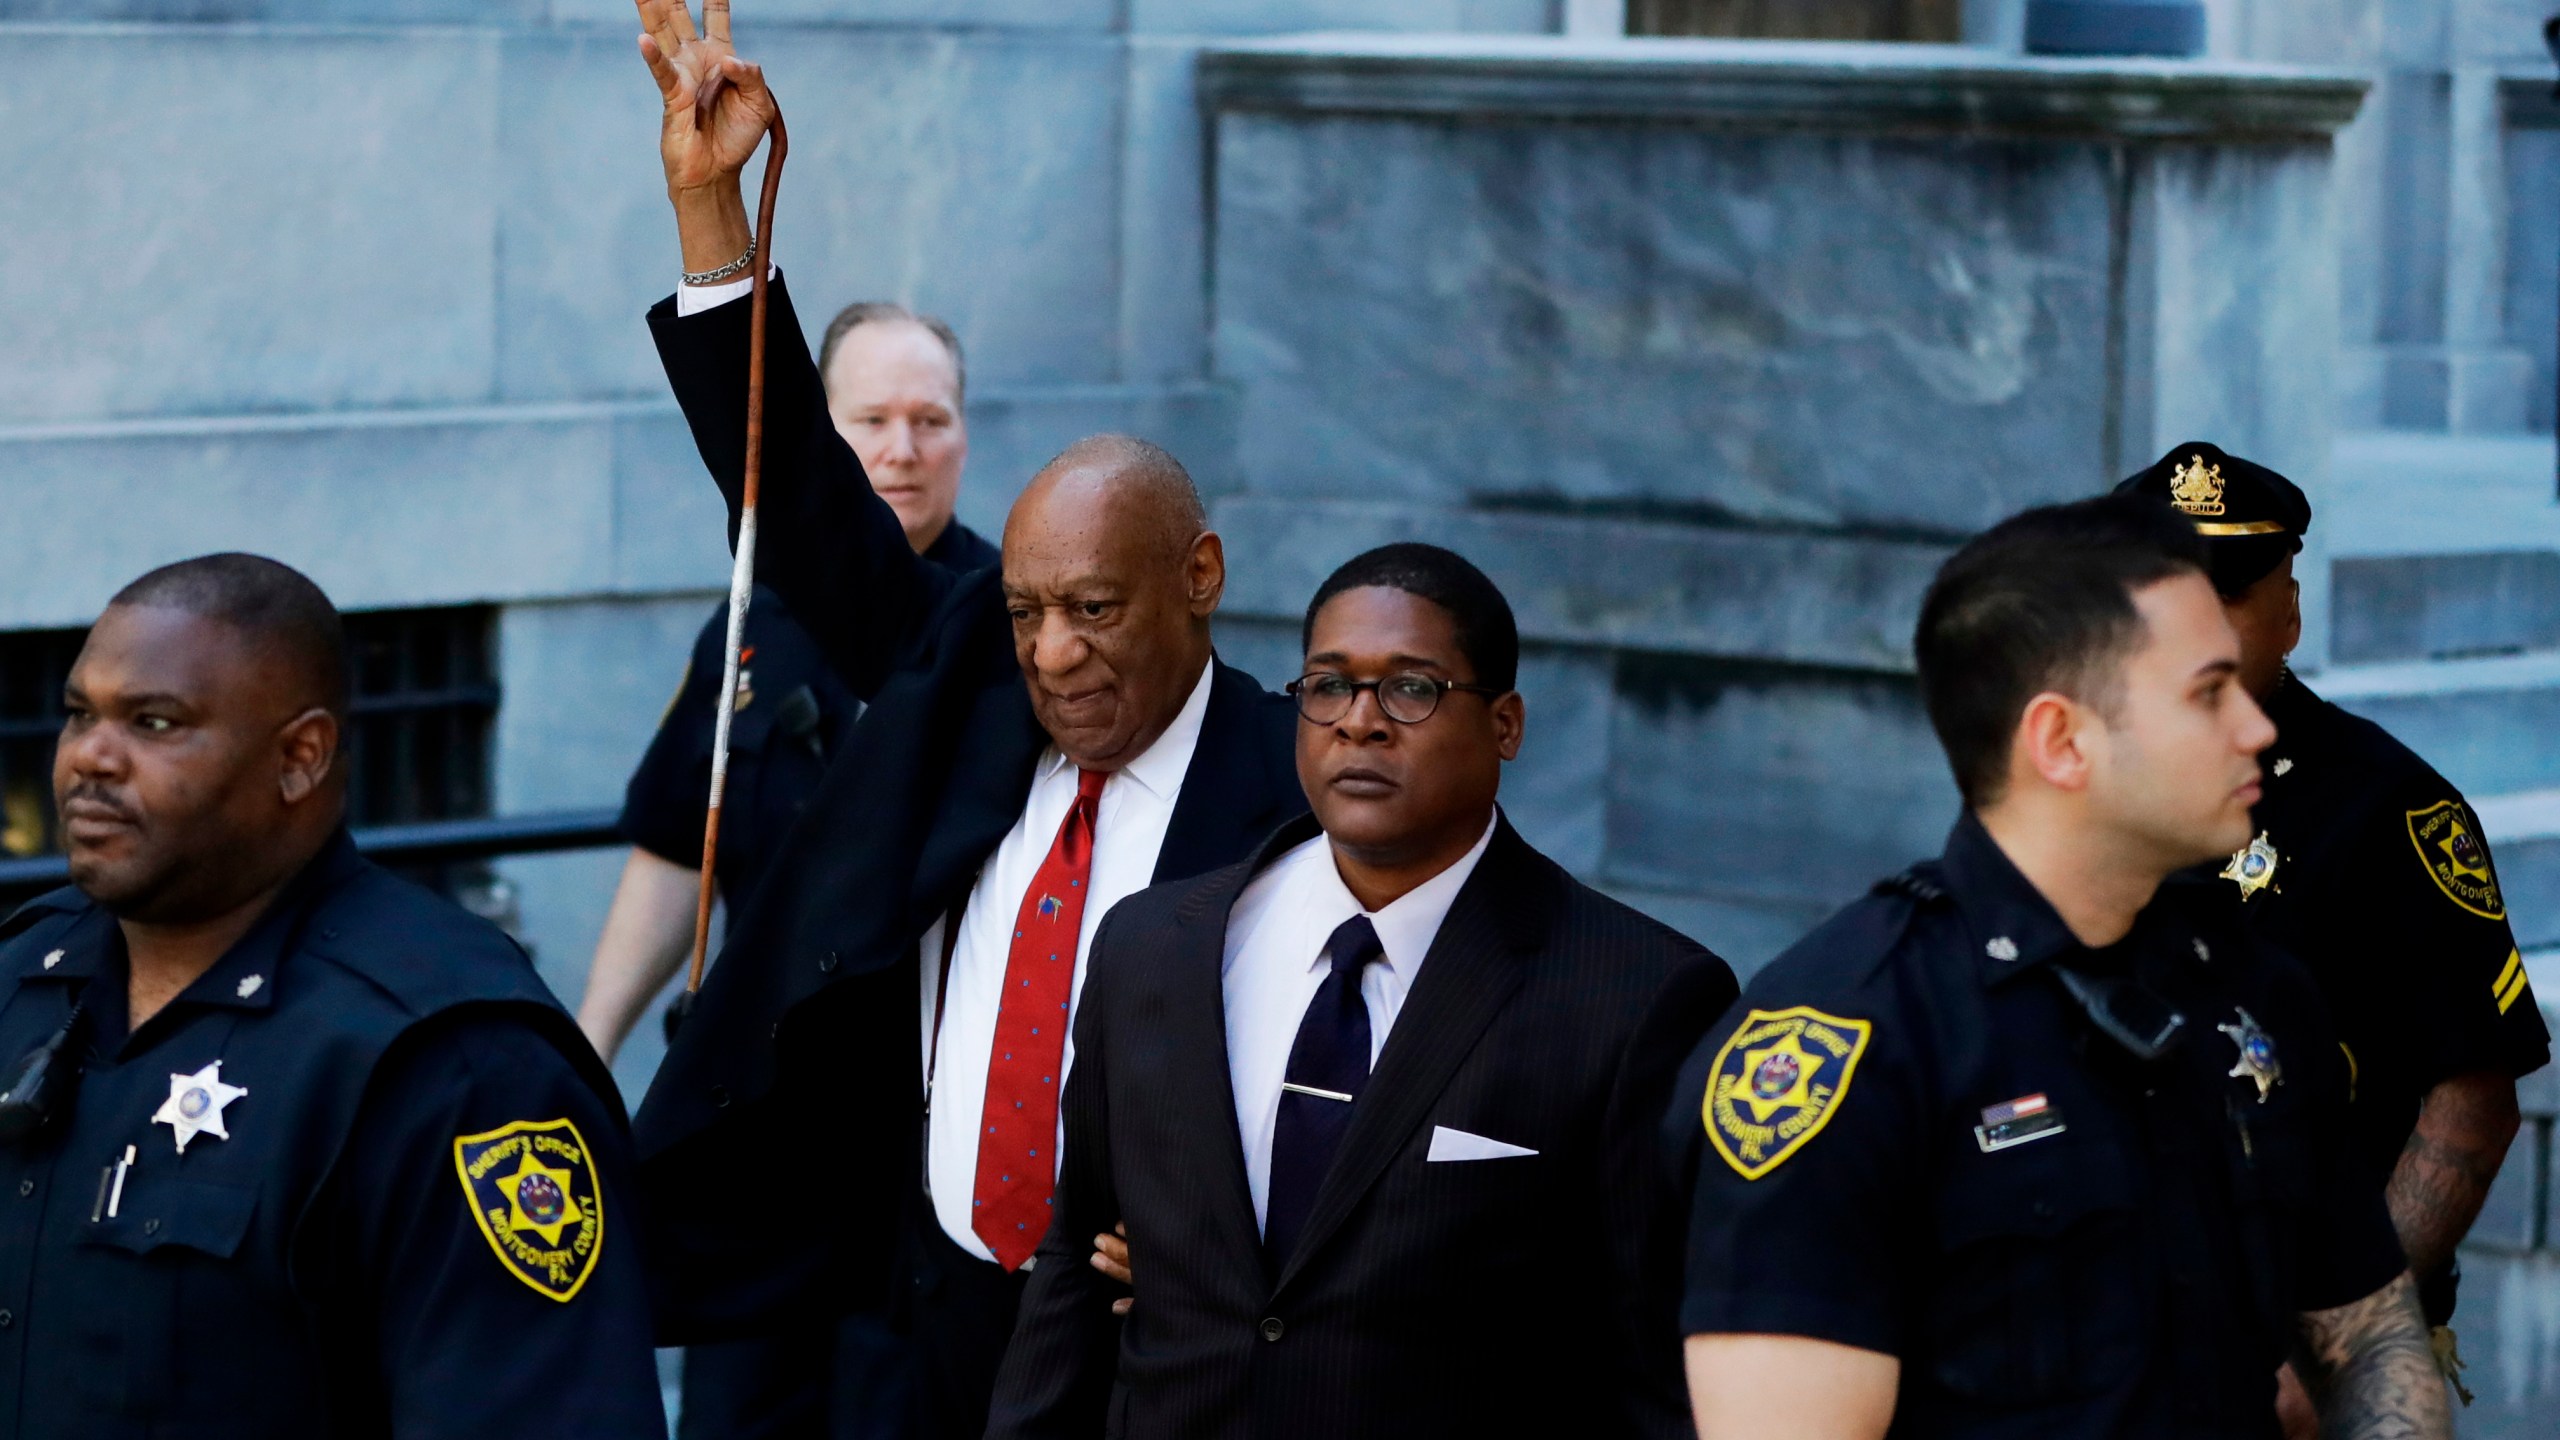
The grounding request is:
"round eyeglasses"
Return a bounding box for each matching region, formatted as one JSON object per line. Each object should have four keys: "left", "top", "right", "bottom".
{"left": 1285, "top": 671, "right": 1507, "bottom": 726}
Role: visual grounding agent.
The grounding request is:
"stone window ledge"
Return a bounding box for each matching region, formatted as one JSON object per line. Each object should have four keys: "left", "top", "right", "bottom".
{"left": 1199, "top": 35, "right": 2366, "bottom": 142}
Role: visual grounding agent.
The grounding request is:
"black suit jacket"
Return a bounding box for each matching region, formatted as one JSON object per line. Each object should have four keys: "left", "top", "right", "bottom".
{"left": 634, "top": 279, "right": 1307, "bottom": 1341}
{"left": 987, "top": 815, "right": 1739, "bottom": 1440}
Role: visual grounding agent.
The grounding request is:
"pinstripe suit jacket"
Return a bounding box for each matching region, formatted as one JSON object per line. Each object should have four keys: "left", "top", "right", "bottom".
{"left": 987, "top": 814, "right": 1738, "bottom": 1440}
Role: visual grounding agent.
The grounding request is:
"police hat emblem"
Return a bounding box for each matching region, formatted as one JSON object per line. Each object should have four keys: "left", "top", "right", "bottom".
{"left": 453, "top": 1118, "right": 606, "bottom": 1302}
{"left": 1702, "top": 1006, "right": 1872, "bottom": 1181}
{"left": 2169, "top": 454, "right": 2226, "bottom": 516}
{"left": 2406, "top": 800, "right": 2505, "bottom": 920}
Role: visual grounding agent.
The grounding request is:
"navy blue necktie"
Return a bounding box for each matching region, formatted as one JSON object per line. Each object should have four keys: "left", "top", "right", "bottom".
{"left": 1265, "top": 914, "right": 1385, "bottom": 1270}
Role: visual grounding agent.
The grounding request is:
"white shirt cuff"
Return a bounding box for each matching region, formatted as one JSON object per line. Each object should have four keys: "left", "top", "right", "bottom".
{"left": 675, "top": 264, "right": 776, "bottom": 318}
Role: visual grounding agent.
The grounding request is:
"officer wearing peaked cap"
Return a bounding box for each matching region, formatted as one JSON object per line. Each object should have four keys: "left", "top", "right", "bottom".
{"left": 1674, "top": 495, "right": 2444, "bottom": 1440}
{"left": 0, "top": 555, "right": 663, "bottom": 1439}
{"left": 2117, "top": 442, "right": 2550, "bottom": 1411}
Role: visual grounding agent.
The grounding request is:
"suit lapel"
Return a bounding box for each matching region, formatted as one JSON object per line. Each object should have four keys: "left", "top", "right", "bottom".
{"left": 1163, "top": 818, "right": 1322, "bottom": 1276}
{"left": 905, "top": 677, "right": 1047, "bottom": 930}
{"left": 1273, "top": 820, "right": 1554, "bottom": 1294}
{"left": 1155, "top": 660, "right": 1297, "bottom": 885}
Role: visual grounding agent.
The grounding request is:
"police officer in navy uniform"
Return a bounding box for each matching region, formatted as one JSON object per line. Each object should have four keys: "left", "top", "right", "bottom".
{"left": 1675, "top": 497, "right": 2447, "bottom": 1440}
{"left": 2116, "top": 442, "right": 2549, "bottom": 1414}
{"left": 577, "top": 300, "right": 995, "bottom": 1440}
{"left": 0, "top": 554, "right": 663, "bottom": 1439}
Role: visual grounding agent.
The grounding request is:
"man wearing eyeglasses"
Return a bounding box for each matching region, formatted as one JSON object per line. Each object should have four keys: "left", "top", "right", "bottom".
{"left": 984, "top": 542, "right": 1738, "bottom": 1440}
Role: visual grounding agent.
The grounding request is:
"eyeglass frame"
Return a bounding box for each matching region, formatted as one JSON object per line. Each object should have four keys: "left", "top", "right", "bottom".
{"left": 1284, "top": 670, "right": 1510, "bottom": 726}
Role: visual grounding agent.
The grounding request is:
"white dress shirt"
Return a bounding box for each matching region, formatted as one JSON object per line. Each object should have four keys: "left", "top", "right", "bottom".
{"left": 1221, "top": 813, "right": 1498, "bottom": 1232}
{"left": 919, "top": 659, "right": 1216, "bottom": 1262}
{"left": 675, "top": 268, "right": 766, "bottom": 317}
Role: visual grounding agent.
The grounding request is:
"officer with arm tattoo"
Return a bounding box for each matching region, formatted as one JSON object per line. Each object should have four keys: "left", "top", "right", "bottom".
{"left": 2116, "top": 445, "right": 2549, "bottom": 1416}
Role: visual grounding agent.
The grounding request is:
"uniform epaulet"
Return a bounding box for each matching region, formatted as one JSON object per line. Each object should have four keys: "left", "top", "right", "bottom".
{"left": 0, "top": 886, "right": 88, "bottom": 945}
{"left": 1872, "top": 864, "right": 1949, "bottom": 905}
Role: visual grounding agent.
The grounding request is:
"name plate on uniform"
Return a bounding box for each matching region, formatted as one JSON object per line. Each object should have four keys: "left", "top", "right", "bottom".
{"left": 1974, "top": 1093, "right": 2065, "bottom": 1153}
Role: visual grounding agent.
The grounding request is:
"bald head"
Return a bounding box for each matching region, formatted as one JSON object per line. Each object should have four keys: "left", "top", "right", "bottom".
{"left": 1010, "top": 434, "right": 1207, "bottom": 567}
{"left": 999, "top": 434, "right": 1225, "bottom": 770}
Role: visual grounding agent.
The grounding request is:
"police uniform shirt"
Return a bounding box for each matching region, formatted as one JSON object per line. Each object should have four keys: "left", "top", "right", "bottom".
{"left": 1676, "top": 814, "right": 2404, "bottom": 1439}
{"left": 621, "top": 519, "right": 993, "bottom": 907}
{"left": 0, "top": 834, "right": 663, "bottom": 1438}
{"left": 2231, "top": 673, "right": 2550, "bottom": 1185}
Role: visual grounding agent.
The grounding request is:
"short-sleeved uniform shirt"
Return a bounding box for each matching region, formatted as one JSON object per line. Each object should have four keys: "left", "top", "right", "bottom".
{"left": 2224, "top": 674, "right": 2549, "bottom": 1189}
{"left": 1675, "top": 814, "right": 2404, "bottom": 1439}
{"left": 0, "top": 835, "right": 665, "bottom": 1439}
{"left": 621, "top": 521, "right": 994, "bottom": 910}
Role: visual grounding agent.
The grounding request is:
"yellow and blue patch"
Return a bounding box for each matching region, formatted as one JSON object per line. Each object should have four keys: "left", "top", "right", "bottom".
{"left": 2407, "top": 800, "right": 2504, "bottom": 920}
{"left": 453, "top": 1117, "right": 605, "bottom": 1303}
{"left": 1703, "top": 1006, "right": 1873, "bottom": 1180}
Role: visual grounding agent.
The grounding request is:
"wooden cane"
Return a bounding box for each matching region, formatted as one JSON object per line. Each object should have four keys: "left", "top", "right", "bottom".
{"left": 686, "top": 103, "right": 788, "bottom": 1001}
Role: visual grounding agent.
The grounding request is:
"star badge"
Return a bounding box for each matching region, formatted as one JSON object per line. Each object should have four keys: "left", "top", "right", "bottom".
{"left": 495, "top": 1151, "right": 587, "bottom": 1247}
{"left": 2217, "top": 1007, "right": 2283, "bottom": 1104}
{"left": 153, "top": 1060, "right": 247, "bottom": 1154}
{"left": 2220, "top": 832, "right": 2281, "bottom": 900}
{"left": 1732, "top": 1031, "right": 1819, "bottom": 1125}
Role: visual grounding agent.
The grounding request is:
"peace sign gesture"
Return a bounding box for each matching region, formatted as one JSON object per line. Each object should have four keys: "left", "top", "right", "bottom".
{"left": 635, "top": 0, "right": 777, "bottom": 274}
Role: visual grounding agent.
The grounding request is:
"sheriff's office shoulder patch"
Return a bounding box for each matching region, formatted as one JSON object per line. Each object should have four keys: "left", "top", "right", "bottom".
{"left": 453, "top": 1117, "right": 605, "bottom": 1303}
{"left": 2406, "top": 800, "right": 2505, "bottom": 920}
{"left": 1702, "top": 1006, "right": 1873, "bottom": 1181}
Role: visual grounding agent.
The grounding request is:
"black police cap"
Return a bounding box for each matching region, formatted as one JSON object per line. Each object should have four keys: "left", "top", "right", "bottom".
{"left": 2112, "top": 441, "right": 2309, "bottom": 597}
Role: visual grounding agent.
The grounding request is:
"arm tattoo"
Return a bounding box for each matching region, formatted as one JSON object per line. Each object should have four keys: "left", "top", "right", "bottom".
{"left": 2385, "top": 1072, "right": 2520, "bottom": 1278}
{"left": 2296, "top": 1273, "right": 2450, "bottom": 1440}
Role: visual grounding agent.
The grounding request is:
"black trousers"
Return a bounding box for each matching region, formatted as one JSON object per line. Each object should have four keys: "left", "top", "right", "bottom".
{"left": 677, "top": 1310, "right": 913, "bottom": 1440}
{"left": 895, "top": 1207, "right": 1033, "bottom": 1440}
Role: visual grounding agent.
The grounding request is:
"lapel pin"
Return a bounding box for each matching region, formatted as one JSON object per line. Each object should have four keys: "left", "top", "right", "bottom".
{"left": 1984, "top": 936, "right": 2019, "bottom": 962}
{"left": 40, "top": 950, "right": 61, "bottom": 971}
{"left": 236, "top": 975, "right": 264, "bottom": 1000}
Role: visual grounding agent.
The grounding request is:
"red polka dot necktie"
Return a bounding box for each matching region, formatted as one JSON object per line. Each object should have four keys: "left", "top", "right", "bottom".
{"left": 971, "top": 766, "right": 1108, "bottom": 1270}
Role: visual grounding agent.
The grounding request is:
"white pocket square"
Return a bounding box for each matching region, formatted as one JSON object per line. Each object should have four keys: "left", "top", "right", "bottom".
{"left": 1427, "top": 1125, "right": 1538, "bottom": 1162}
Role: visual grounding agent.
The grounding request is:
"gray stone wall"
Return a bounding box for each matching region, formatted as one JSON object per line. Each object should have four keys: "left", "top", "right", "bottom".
{"left": 0, "top": 4, "right": 1578, "bottom": 1092}
{"left": 2216, "top": 0, "right": 2559, "bottom": 433}
{"left": 1199, "top": 35, "right": 2360, "bottom": 955}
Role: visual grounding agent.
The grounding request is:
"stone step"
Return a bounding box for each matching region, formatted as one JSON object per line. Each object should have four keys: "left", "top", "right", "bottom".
{"left": 2474, "top": 792, "right": 2560, "bottom": 950}
{"left": 2318, "top": 651, "right": 2560, "bottom": 799}
{"left": 2323, "top": 431, "right": 2560, "bottom": 662}
{"left": 2331, "top": 549, "right": 2560, "bottom": 663}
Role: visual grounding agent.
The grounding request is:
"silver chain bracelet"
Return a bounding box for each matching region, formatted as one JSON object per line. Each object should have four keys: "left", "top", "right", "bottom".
{"left": 682, "top": 237, "right": 758, "bottom": 287}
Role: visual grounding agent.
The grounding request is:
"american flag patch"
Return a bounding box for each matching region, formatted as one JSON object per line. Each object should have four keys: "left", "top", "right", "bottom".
{"left": 1973, "top": 1093, "right": 2064, "bottom": 1153}
{"left": 1978, "top": 1093, "right": 2048, "bottom": 1128}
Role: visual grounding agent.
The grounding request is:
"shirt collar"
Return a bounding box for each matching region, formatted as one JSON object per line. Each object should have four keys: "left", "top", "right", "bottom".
{"left": 1303, "top": 810, "right": 1500, "bottom": 977}
{"left": 16, "top": 829, "right": 362, "bottom": 1013}
{"left": 1035, "top": 656, "right": 1217, "bottom": 805}
{"left": 1937, "top": 811, "right": 2085, "bottom": 987}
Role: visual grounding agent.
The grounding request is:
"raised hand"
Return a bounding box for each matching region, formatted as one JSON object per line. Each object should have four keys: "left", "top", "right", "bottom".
{"left": 635, "top": 0, "right": 776, "bottom": 274}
